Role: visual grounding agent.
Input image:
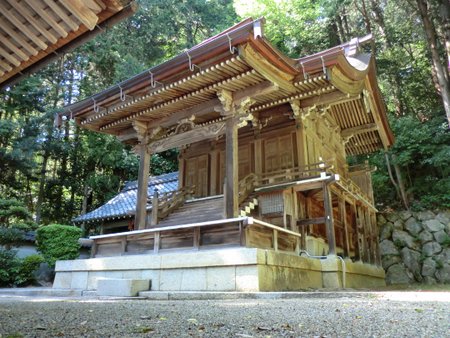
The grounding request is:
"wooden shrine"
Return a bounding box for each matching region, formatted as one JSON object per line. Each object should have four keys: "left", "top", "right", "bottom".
{"left": 58, "top": 18, "right": 394, "bottom": 291}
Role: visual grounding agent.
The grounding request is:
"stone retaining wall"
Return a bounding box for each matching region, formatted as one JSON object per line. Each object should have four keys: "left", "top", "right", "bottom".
{"left": 377, "top": 210, "right": 450, "bottom": 285}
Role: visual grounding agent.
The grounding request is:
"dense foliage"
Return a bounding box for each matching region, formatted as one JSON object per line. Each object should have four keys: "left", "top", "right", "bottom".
{"left": 36, "top": 224, "right": 82, "bottom": 268}
{"left": 0, "top": 198, "right": 43, "bottom": 286}
{"left": 0, "top": 0, "right": 448, "bottom": 230}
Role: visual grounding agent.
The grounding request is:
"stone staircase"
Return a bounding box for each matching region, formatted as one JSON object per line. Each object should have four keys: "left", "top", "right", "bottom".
{"left": 156, "top": 195, "right": 224, "bottom": 227}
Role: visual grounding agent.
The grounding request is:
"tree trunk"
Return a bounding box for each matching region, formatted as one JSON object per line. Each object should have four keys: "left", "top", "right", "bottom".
{"left": 417, "top": 0, "right": 450, "bottom": 125}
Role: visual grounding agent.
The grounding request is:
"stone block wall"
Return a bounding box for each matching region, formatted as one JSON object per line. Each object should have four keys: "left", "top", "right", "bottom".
{"left": 377, "top": 210, "right": 450, "bottom": 285}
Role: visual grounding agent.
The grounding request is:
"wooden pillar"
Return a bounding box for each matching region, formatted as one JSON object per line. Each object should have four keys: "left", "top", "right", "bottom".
{"left": 210, "top": 149, "right": 218, "bottom": 195}
{"left": 323, "top": 182, "right": 336, "bottom": 255}
{"left": 135, "top": 143, "right": 150, "bottom": 230}
{"left": 303, "top": 193, "right": 312, "bottom": 250}
{"left": 225, "top": 117, "right": 238, "bottom": 218}
{"left": 339, "top": 196, "right": 350, "bottom": 258}
{"left": 151, "top": 189, "right": 159, "bottom": 226}
{"left": 352, "top": 202, "right": 361, "bottom": 261}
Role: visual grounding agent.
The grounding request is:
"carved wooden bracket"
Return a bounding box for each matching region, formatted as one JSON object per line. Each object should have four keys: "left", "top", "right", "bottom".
{"left": 217, "top": 89, "right": 234, "bottom": 114}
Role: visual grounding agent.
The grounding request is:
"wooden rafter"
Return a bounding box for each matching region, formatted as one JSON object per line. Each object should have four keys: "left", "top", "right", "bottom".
{"left": 42, "top": 0, "right": 79, "bottom": 31}
{"left": 0, "top": 24, "right": 38, "bottom": 56}
{"left": 0, "top": 33, "right": 29, "bottom": 62}
{"left": 0, "top": 0, "right": 136, "bottom": 88}
{"left": 0, "top": 47, "right": 20, "bottom": 67}
{"left": 7, "top": 0, "right": 58, "bottom": 44}
{"left": 23, "top": 0, "right": 68, "bottom": 38}
{"left": 0, "top": 2, "right": 48, "bottom": 50}
{"left": 60, "top": 0, "right": 99, "bottom": 31}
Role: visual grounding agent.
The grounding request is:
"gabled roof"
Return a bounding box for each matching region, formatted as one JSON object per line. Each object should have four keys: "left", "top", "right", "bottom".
{"left": 61, "top": 18, "right": 394, "bottom": 156}
{"left": 73, "top": 171, "right": 178, "bottom": 224}
{"left": 0, "top": 0, "right": 137, "bottom": 89}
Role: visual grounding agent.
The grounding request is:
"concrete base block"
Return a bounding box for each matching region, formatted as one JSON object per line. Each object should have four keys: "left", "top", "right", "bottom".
{"left": 97, "top": 279, "right": 150, "bottom": 297}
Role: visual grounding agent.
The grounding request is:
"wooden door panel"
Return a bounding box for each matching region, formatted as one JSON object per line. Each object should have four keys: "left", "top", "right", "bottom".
{"left": 238, "top": 144, "right": 250, "bottom": 179}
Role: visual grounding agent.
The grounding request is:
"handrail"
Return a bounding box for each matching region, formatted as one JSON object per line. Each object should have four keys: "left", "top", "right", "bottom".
{"left": 247, "top": 217, "right": 302, "bottom": 238}
{"left": 156, "top": 186, "right": 194, "bottom": 221}
{"left": 247, "top": 217, "right": 301, "bottom": 253}
{"left": 258, "top": 160, "right": 334, "bottom": 185}
{"left": 238, "top": 173, "right": 258, "bottom": 203}
{"left": 90, "top": 217, "right": 248, "bottom": 240}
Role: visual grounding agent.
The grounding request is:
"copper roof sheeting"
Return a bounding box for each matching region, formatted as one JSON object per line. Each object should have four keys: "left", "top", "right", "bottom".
{"left": 0, "top": 0, "right": 137, "bottom": 89}
{"left": 62, "top": 18, "right": 394, "bottom": 156}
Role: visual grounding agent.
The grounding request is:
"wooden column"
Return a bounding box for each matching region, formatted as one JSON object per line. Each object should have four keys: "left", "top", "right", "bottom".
{"left": 323, "top": 182, "right": 336, "bottom": 255}
{"left": 225, "top": 117, "right": 238, "bottom": 218}
{"left": 150, "top": 189, "right": 159, "bottom": 226}
{"left": 339, "top": 196, "right": 350, "bottom": 258}
{"left": 352, "top": 201, "right": 361, "bottom": 261}
{"left": 135, "top": 142, "right": 150, "bottom": 230}
{"left": 210, "top": 149, "right": 218, "bottom": 195}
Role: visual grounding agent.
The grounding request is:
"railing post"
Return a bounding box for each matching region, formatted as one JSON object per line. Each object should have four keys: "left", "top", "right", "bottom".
{"left": 323, "top": 182, "right": 336, "bottom": 255}
{"left": 193, "top": 227, "right": 200, "bottom": 250}
{"left": 273, "top": 229, "right": 278, "bottom": 251}
{"left": 90, "top": 241, "right": 97, "bottom": 258}
{"left": 239, "top": 221, "right": 246, "bottom": 246}
{"left": 223, "top": 178, "right": 227, "bottom": 218}
{"left": 153, "top": 231, "right": 160, "bottom": 253}
{"left": 151, "top": 189, "right": 159, "bottom": 226}
{"left": 121, "top": 237, "right": 127, "bottom": 254}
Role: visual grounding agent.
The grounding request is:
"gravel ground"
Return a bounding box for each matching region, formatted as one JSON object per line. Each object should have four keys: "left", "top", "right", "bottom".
{"left": 0, "top": 293, "right": 449, "bottom": 337}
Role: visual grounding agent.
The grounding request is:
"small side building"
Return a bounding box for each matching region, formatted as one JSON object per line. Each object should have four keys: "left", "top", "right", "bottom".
{"left": 73, "top": 172, "right": 179, "bottom": 234}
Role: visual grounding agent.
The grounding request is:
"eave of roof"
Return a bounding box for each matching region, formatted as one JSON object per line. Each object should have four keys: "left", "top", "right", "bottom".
{"left": 61, "top": 18, "right": 394, "bottom": 155}
{"left": 1, "top": 0, "right": 137, "bottom": 90}
{"left": 62, "top": 18, "right": 261, "bottom": 117}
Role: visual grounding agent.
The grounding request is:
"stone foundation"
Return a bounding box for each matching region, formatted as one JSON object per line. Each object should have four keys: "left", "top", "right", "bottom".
{"left": 53, "top": 247, "right": 385, "bottom": 292}
{"left": 378, "top": 210, "right": 450, "bottom": 285}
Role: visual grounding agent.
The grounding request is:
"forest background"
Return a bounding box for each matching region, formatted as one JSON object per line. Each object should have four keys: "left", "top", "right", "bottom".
{"left": 0, "top": 0, "right": 449, "bottom": 230}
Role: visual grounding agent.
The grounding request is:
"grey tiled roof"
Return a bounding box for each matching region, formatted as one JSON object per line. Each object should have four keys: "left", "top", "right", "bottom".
{"left": 73, "top": 171, "right": 179, "bottom": 223}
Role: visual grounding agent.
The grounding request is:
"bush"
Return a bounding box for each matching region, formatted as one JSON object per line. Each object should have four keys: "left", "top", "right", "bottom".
{"left": 36, "top": 224, "right": 82, "bottom": 268}
{"left": 0, "top": 249, "right": 20, "bottom": 286}
{"left": 0, "top": 227, "right": 24, "bottom": 249}
{"left": 14, "top": 254, "right": 44, "bottom": 286}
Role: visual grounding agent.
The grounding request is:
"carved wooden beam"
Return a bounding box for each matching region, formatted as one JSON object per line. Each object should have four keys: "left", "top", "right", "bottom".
{"left": 148, "top": 121, "right": 226, "bottom": 153}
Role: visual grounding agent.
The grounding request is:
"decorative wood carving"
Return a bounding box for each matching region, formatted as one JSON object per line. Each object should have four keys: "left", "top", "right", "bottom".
{"left": 217, "top": 89, "right": 234, "bottom": 114}
{"left": 149, "top": 121, "right": 226, "bottom": 153}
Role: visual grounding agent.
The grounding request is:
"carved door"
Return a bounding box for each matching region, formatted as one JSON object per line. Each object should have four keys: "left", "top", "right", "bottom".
{"left": 264, "top": 135, "right": 294, "bottom": 173}
{"left": 197, "top": 155, "right": 209, "bottom": 197}
{"left": 279, "top": 135, "right": 293, "bottom": 169}
{"left": 185, "top": 155, "right": 209, "bottom": 197}
{"left": 264, "top": 138, "right": 279, "bottom": 173}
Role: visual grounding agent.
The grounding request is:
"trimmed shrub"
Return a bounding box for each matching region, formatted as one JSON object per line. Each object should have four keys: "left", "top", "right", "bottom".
{"left": 0, "top": 227, "right": 24, "bottom": 249}
{"left": 36, "top": 224, "right": 82, "bottom": 268}
{"left": 14, "top": 254, "right": 45, "bottom": 286}
{"left": 0, "top": 249, "right": 20, "bottom": 286}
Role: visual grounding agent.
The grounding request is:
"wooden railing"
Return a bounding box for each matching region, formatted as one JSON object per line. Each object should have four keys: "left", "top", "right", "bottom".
{"left": 258, "top": 160, "right": 334, "bottom": 186}
{"left": 246, "top": 217, "right": 302, "bottom": 253}
{"left": 238, "top": 173, "right": 258, "bottom": 204}
{"left": 90, "top": 217, "right": 248, "bottom": 257}
{"left": 150, "top": 186, "right": 194, "bottom": 225}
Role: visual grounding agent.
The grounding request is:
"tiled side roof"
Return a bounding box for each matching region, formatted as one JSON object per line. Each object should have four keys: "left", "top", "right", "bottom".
{"left": 73, "top": 171, "right": 179, "bottom": 224}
